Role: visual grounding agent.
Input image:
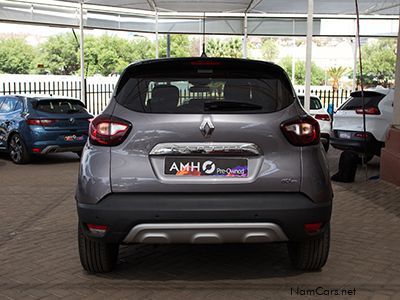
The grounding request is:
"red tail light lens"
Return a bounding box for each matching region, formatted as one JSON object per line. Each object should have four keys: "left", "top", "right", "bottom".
{"left": 355, "top": 132, "right": 369, "bottom": 139}
{"left": 191, "top": 61, "right": 222, "bottom": 66}
{"left": 314, "top": 114, "right": 331, "bottom": 121}
{"left": 89, "top": 115, "right": 132, "bottom": 146}
{"left": 27, "top": 119, "right": 56, "bottom": 126}
{"left": 86, "top": 224, "right": 108, "bottom": 236}
{"left": 304, "top": 222, "right": 322, "bottom": 234}
{"left": 281, "top": 115, "right": 320, "bottom": 146}
{"left": 356, "top": 107, "right": 380, "bottom": 115}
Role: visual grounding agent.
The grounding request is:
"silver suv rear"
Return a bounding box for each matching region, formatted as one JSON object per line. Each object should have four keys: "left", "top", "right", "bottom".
{"left": 76, "top": 58, "right": 333, "bottom": 273}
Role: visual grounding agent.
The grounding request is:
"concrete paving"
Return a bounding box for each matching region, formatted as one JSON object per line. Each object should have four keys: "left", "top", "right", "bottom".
{"left": 0, "top": 149, "right": 399, "bottom": 299}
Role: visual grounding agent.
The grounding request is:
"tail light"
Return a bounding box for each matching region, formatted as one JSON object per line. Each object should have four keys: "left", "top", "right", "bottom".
{"left": 86, "top": 224, "right": 107, "bottom": 237}
{"left": 356, "top": 107, "right": 380, "bottom": 115}
{"left": 314, "top": 114, "right": 331, "bottom": 121}
{"left": 281, "top": 115, "right": 320, "bottom": 146}
{"left": 304, "top": 222, "right": 322, "bottom": 234}
{"left": 355, "top": 132, "right": 369, "bottom": 139}
{"left": 89, "top": 115, "right": 132, "bottom": 146}
{"left": 27, "top": 119, "right": 56, "bottom": 126}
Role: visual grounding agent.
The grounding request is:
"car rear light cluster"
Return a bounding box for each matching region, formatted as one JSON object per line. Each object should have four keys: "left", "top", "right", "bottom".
{"left": 27, "top": 119, "right": 56, "bottom": 126}
{"left": 304, "top": 222, "right": 322, "bottom": 234}
{"left": 356, "top": 107, "right": 380, "bottom": 115}
{"left": 89, "top": 115, "right": 132, "bottom": 146}
{"left": 86, "top": 224, "right": 108, "bottom": 237}
{"left": 314, "top": 114, "right": 331, "bottom": 121}
{"left": 281, "top": 115, "right": 320, "bottom": 146}
{"left": 355, "top": 132, "right": 369, "bottom": 139}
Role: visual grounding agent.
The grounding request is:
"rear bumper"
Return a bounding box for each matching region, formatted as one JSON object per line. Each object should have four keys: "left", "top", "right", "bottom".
{"left": 40, "top": 144, "right": 84, "bottom": 154}
{"left": 330, "top": 135, "right": 383, "bottom": 155}
{"left": 77, "top": 192, "right": 332, "bottom": 243}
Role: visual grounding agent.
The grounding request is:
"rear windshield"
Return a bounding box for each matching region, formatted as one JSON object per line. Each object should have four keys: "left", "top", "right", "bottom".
{"left": 116, "top": 60, "right": 294, "bottom": 114}
{"left": 34, "top": 99, "right": 86, "bottom": 114}
{"left": 339, "top": 91, "right": 385, "bottom": 110}
{"left": 298, "top": 96, "right": 322, "bottom": 110}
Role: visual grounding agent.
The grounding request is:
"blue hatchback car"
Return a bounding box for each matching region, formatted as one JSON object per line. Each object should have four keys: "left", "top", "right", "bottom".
{"left": 0, "top": 95, "right": 93, "bottom": 164}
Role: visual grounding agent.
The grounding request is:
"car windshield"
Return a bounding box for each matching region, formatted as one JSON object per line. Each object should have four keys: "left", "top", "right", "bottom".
{"left": 298, "top": 96, "right": 322, "bottom": 110}
{"left": 34, "top": 99, "right": 86, "bottom": 114}
{"left": 116, "top": 60, "right": 294, "bottom": 114}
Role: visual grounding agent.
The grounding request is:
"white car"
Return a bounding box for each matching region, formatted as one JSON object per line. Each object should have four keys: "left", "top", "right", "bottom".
{"left": 298, "top": 95, "right": 331, "bottom": 151}
{"left": 331, "top": 87, "right": 394, "bottom": 161}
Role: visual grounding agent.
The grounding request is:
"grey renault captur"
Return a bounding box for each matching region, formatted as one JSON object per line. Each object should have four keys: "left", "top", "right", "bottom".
{"left": 76, "top": 58, "right": 333, "bottom": 273}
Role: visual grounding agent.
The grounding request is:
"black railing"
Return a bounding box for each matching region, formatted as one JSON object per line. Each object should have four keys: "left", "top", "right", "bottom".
{"left": 296, "top": 88, "right": 351, "bottom": 109}
{"left": 1, "top": 80, "right": 115, "bottom": 115}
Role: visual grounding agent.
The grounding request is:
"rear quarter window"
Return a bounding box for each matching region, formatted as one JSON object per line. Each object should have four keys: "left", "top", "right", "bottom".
{"left": 298, "top": 96, "right": 322, "bottom": 110}
{"left": 115, "top": 59, "right": 295, "bottom": 114}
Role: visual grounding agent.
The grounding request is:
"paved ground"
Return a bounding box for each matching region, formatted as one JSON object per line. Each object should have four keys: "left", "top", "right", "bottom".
{"left": 0, "top": 149, "right": 399, "bottom": 300}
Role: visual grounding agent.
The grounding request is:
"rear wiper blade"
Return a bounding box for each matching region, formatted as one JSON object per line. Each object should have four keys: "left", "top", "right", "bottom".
{"left": 204, "top": 101, "right": 263, "bottom": 111}
{"left": 67, "top": 109, "right": 80, "bottom": 114}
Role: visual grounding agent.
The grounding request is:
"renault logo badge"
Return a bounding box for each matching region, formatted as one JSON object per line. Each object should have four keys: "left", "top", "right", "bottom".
{"left": 200, "top": 118, "right": 215, "bottom": 138}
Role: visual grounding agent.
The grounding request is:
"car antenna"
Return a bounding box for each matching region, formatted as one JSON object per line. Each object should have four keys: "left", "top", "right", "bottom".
{"left": 200, "top": 12, "right": 207, "bottom": 57}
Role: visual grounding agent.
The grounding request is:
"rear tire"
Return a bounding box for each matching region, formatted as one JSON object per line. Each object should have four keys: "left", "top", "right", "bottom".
{"left": 78, "top": 223, "right": 119, "bottom": 273}
{"left": 8, "top": 134, "right": 31, "bottom": 164}
{"left": 287, "top": 224, "right": 330, "bottom": 271}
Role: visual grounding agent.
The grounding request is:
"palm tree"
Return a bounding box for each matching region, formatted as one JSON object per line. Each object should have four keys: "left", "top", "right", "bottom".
{"left": 327, "top": 66, "right": 348, "bottom": 91}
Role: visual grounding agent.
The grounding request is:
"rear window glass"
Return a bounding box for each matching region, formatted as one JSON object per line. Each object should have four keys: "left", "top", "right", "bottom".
{"left": 339, "top": 91, "right": 385, "bottom": 110}
{"left": 298, "top": 96, "right": 322, "bottom": 110}
{"left": 34, "top": 99, "right": 86, "bottom": 114}
{"left": 116, "top": 61, "right": 294, "bottom": 114}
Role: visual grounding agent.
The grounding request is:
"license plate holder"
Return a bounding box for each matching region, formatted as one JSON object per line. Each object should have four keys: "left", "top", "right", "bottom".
{"left": 64, "top": 134, "right": 84, "bottom": 142}
{"left": 339, "top": 132, "right": 351, "bottom": 139}
{"left": 164, "top": 157, "right": 248, "bottom": 177}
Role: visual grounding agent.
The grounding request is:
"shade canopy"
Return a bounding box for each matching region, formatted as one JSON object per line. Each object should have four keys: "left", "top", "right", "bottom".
{"left": 61, "top": 0, "right": 399, "bottom": 15}
{"left": 0, "top": 0, "right": 398, "bottom": 36}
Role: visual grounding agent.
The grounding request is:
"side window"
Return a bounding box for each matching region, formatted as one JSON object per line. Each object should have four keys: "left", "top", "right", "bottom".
{"left": 14, "top": 99, "right": 23, "bottom": 111}
{"left": 0, "top": 98, "right": 5, "bottom": 113}
{"left": 0, "top": 98, "right": 17, "bottom": 113}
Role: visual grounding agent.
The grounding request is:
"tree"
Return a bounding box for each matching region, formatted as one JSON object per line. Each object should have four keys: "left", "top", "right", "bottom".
{"left": 261, "top": 38, "right": 278, "bottom": 62}
{"left": 280, "top": 56, "right": 325, "bottom": 85}
{"left": 327, "top": 66, "right": 348, "bottom": 91}
{"left": 38, "top": 33, "right": 80, "bottom": 75}
{"left": 205, "top": 38, "right": 242, "bottom": 58}
{"left": 84, "top": 34, "right": 141, "bottom": 76}
{"left": 159, "top": 34, "right": 190, "bottom": 58}
{"left": 206, "top": 39, "right": 226, "bottom": 57}
{"left": 359, "top": 38, "right": 396, "bottom": 87}
{"left": 0, "top": 37, "right": 36, "bottom": 74}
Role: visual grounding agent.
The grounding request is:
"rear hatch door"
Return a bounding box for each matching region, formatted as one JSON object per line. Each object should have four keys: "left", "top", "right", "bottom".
{"left": 109, "top": 58, "right": 302, "bottom": 193}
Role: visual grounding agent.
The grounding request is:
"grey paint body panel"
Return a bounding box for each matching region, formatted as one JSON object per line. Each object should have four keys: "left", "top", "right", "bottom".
{"left": 108, "top": 102, "right": 304, "bottom": 194}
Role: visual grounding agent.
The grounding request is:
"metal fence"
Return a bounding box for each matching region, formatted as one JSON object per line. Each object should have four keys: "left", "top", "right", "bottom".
{"left": 1, "top": 80, "right": 115, "bottom": 115}
{"left": 1, "top": 79, "right": 351, "bottom": 114}
{"left": 296, "top": 88, "right": 351, "bottom": 110}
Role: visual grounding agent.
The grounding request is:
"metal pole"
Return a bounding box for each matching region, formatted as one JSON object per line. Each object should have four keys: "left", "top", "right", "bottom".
{"left": 243, "top": 13, "right": 248, "bottom": 59}
{"left": 304, "top": 0, "right": 314, "bottom": 113}
{"left": 352, "top": 19, "right": 358, "bottom": 91}
{"left": 166, "top": 33, "right": 171, "bottom": 57}
{"left": 79, "top": 1, "right": 85, "bottom": 104}
{"left": 291, "top": 20, "right": 296, "bottom": 85}
{"left": 393, "top": 16, "right": 400, "bottom": 128}
{"left": 155, "top": 12, "right": 159, "bottom": 58}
